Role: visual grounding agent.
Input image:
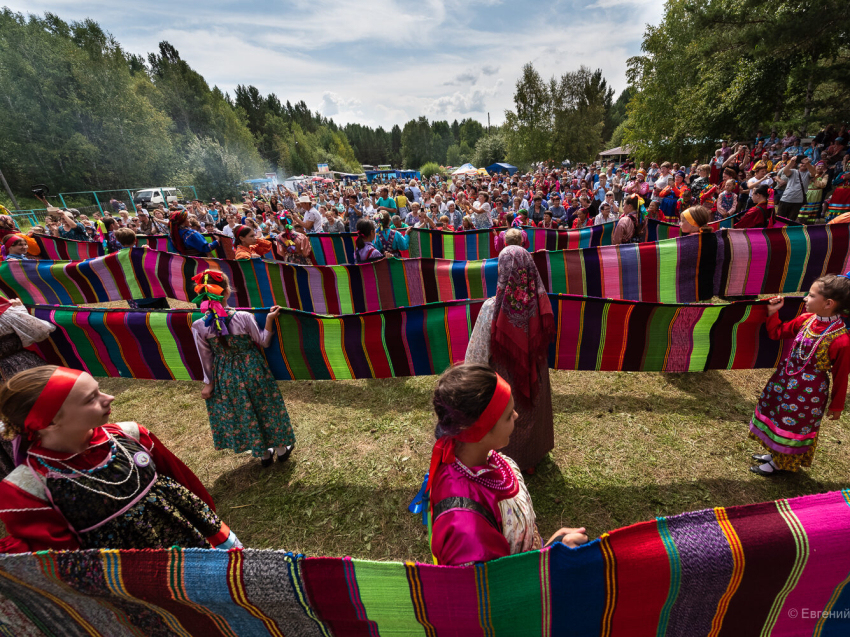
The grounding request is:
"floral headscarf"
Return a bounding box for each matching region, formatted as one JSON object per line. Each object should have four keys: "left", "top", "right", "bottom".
{"left": 490, "top": 246, "right": 555, "bottom": 402}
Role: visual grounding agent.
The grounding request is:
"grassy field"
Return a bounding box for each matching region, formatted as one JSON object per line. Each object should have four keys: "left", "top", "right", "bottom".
{"left": 97, "top": 366, "right": 850, "bottom": 563}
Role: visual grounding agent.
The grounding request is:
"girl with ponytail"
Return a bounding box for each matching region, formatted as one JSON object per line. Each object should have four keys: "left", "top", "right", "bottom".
{"left": 190, "top": 270, "right": 295, "bottom": 467}
{"left": 353, "top": 218, "right": 386, "bottom": 264}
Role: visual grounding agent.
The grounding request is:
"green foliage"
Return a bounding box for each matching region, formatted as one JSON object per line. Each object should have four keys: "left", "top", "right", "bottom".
{"left": 401, "top": 117, "right": 433, "bottom": 168}
{"left": 503, "top": 63, "right": 611, "bottom": 168}
{"left": 625, "top": 0, "right": 850, "bottom": 162}
{"left": 445, "top": 145, "right": 464, "bottom": 167}
{"left": 472, "top": 132, "right": 507, "bottom": 168}
{"left": 419, "top": 162, "right": 444, "bottom": 179}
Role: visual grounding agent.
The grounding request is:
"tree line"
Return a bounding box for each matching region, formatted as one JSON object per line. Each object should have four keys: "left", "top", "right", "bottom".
{"left": 622, "top": 0, "right": 850, "bottom": 162}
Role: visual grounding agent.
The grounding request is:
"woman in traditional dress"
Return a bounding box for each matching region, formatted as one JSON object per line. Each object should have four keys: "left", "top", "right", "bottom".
{"left": 424, "top": 363, "right": 587, "bottom": 566}
{"left": 734, "top": 184, "right": 773, "bottom": 229}
{"left": 748, "top": 275, "right": 850, "bottom": 476}
{"left": 825, "top": 157, "right": 850, "bottom": 223}
{"left": 465, "top": 245, "right": 555, "bottom": 473}
{"left": 191, "top": 270, "right": 295, "bottom": 467}
{"left": 170, "top": 210, "right": 220, "bottom": 256}
{"left": 798, "top": 161, "right": 828, "bottom": 223}
{"left": 0, "top": 366, "right": 240, "bottom": 552}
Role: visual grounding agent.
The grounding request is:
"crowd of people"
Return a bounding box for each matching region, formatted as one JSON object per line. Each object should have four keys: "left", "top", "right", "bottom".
{"left": 0, "top": 124, "right": 848, "bottom": 566}
{"left": 2, "top": 125, "right": 847, "bottom": 266}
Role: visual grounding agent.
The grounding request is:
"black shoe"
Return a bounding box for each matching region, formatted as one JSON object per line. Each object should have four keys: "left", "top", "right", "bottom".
{"left": 276, "top": 443, "right": 295, "bottom": 463}
{"left": 261, "top": 448, "right": 274, "bottom": 468}
{"left": 749, "top": 464, "right": 784, "bottom": 477}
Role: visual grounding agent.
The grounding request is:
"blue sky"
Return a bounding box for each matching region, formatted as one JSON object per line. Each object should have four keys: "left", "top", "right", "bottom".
{"left": 9, "top": 0, "right": 664, "bottom": 128}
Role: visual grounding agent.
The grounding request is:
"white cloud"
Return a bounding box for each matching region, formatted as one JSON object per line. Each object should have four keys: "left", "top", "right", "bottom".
{"left": 426, "top": 80, "right": 504, "bottom": 117}
{"left": 319, "top": 92, "right": 362, "bottom": 117}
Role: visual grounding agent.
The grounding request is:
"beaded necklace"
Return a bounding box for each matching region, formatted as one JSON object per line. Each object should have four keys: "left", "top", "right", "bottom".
{"left": 32, "top": 435, "right": 144, "bottom": 501}
{"left": 454, "top": 452, "right": 517, "bottom": 492}
{"left": 786, "top": 316, "right": 844, "bottom": 375}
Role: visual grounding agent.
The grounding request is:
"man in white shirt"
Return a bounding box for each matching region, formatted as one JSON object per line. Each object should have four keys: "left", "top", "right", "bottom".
{"left": 295, "top": 195, "right": 323, "bottom": 234}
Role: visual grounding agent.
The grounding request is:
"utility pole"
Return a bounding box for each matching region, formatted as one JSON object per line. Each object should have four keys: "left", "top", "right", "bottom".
{"left": 0, "top": 165, "right": 19, "bottom": 210}
{"left": 487, "top": 112, "right": 491, "bottom": 133}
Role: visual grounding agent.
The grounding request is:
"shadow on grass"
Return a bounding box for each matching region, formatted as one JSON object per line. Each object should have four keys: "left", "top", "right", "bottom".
{"left": 206, "top": 450, "right": 849, "bottom": 560}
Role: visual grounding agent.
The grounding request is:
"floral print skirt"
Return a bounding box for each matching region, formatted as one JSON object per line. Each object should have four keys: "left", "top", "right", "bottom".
{"left": 748, "top": 357, "right": 828, "bottom": 472}
{"left": 205, "top": 334, "right": 295, "bottom": 457}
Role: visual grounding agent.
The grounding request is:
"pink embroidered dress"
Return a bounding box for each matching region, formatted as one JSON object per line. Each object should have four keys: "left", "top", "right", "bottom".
{"left": 430, "top": 451, "right": 541, "bottom": 566}
{"left": 749, "top": 313, "right": 850, "bottom": 471}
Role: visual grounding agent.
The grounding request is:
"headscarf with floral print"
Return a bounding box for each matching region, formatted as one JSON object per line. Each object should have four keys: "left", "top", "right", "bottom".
{"left": 489, "top": 245, "right": 555, "bottom": 403}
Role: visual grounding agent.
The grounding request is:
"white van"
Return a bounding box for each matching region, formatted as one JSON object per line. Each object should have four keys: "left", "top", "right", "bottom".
{"left": 133, "top": 187, "right": 185, "bottom": 207}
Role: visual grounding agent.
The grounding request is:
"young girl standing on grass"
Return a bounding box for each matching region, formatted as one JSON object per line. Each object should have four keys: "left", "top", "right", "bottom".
{"left": 424, "top": 363, "right": 587, "bottom": 566}
{"left": 191, "top": 270, "right": 295, "bottom": 467}
{"left": 749, "top": 275, "right": 850, "bottom": 476}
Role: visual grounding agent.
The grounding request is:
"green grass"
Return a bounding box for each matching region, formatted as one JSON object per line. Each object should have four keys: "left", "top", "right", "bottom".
{"left": 96, "top": 367, "right": 850, "bottom": 563}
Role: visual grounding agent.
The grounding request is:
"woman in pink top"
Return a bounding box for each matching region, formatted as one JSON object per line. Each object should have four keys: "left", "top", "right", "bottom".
{"left": 425, "top": 364, "right": 588, "bottom": 566}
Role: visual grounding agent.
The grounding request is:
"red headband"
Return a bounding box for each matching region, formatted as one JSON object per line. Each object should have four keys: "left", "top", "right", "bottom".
{"left": 426, "top": 374, "right": 512, "bottom": 495}
{"left": 3, "top": 235, "right": 24, "bottom": 250}
{"left": 24, "top": 368, "right": 83, "bottom": 439}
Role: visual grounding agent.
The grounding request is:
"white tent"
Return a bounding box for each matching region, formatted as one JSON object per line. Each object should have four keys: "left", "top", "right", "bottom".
{"left": 451, "top": 163, "right": 478, "bottom": 175}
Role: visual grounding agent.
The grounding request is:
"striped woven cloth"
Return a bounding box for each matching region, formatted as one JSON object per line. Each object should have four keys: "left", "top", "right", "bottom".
{"left": 27, "top": 295, "right": 802, "bottom": 381}
{"left": 1, "top": 488, "right": 848, "bottom": 636}
{"left": 6, "top": 225, "right": 850, "bottom": 310}
{"left": 407, "top": 223, "right": 615, "bottom": 260}
{"left": 31, "top": 233, "right": 235, "bottom": 260}
{"left": 1, "top": 232, "right": 724, "bottom": 309}
{"left": 646, "top": 213, "right": 801, "bottom": 242}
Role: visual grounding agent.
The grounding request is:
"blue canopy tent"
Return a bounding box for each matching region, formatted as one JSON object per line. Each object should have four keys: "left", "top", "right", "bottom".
{"left": 365, "top": 169, "right": 421, "bottom": 184}
{"left": 485, "top": 162, "right": 518, "bottom": 176}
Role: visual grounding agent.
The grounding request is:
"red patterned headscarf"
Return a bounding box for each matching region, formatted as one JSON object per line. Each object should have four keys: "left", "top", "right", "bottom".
{"left": 490, "top": 246, "right": 555, "bottom": 403}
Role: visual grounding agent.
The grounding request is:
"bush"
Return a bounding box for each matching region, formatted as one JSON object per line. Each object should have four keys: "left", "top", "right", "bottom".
{"left": 419, "top": 162, "right": 444, "bottom": 179}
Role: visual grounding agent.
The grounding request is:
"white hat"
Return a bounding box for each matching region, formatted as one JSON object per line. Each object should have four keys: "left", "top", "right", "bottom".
{"left": 298, "top": 195, "right": 312, "bottom": 204}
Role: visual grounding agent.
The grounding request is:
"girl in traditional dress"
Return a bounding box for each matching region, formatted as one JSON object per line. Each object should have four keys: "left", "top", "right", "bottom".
{"left": 233, "top": 225, "right": 273, "bottom": 260}
{"left": 353, "top": 218, "right": 386, "bottom": 264}
{"left": 191, "top": 270, "right": 295, "bottom": 467}
{"left": 679, "top": 205, "right": 713, "bottom": 235}
{"left": 276, "top": 216, "right": 312, "bottom": 265}
{"left": 465, "top": 246, "right": 555, "bottom": 473}
{"left": 0, "top": 366, "right": 240, "bottom": 552}
{"left": 748, "top": 275, "right": 850, "bottom": 476}
{"left": 424, "top": 363, "right": 587, "bottom": 566}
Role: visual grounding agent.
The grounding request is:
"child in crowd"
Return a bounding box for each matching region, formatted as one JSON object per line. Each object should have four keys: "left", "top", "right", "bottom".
{"left": 748, "top": 275, "right": 850, "bottom": 476}
{"left": 233, "top": 225, "right": 273, "bottom": 260}
{"left": 2, "top": 235, "right": 30, "bottom": 260}
{"left": 0, "top": 366, "right": 240, "bottom": 552}
{"left": 716, "top": 179, "right": 739, "bottom": 218}
{"left": 353, "top": 218, "right": 386, "bottom": 263}
{"left": 114, "top": 228, "right": 170, "bottom": 309}
{"left": 191, "top": 270, "right": 295, "bottom": 467}
{"left": 425, "top": 363, "right": 587, "bottom": 565}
